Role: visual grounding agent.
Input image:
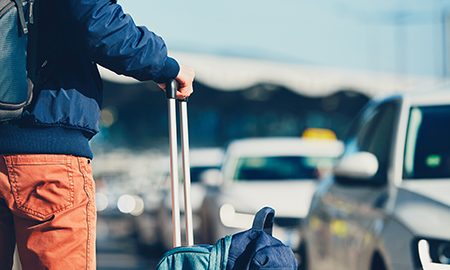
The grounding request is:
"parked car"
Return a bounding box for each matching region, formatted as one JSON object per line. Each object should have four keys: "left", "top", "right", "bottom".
{"left": 300, "top": 89, "right": 450, "bottom": 270}
{"left": 154, "top": 147, "right": 225, "bottom": 250}
{"left": 199, "top": 134, "right": 344, "bottom": 256}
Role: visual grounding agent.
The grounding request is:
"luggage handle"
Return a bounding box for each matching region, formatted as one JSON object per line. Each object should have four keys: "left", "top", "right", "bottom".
{"left": 166, "top": 79, "right": 194, "bottom": 248}
{"left": 252, "top": 207, "right": 275, "bottom": 236}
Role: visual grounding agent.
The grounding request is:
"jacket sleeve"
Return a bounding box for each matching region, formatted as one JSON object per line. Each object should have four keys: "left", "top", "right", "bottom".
{"left": 57, "top": 0, "right": 179, "bottom": 83}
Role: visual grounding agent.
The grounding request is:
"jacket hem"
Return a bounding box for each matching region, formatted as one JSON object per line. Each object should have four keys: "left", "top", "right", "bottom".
{"left": 0, "top": 123, "right": 93, "bottom": 159}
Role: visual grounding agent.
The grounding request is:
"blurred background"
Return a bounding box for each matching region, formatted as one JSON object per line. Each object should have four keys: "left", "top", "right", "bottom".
{"left": 94, "top": 0, "right": 450, "bottom": 151}
{"left": 90, "top": 0, "right": 450, "bottom": 269}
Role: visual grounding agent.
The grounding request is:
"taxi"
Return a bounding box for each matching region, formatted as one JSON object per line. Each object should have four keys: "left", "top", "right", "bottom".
{"left": 198, "top": 130, "right": 344, "bottom": 256}
{"left": 301, "top": 88, "right": 450, "bottom": 270}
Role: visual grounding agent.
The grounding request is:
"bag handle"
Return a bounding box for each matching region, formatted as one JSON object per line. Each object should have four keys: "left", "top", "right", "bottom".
{"left": 252, "top": 207, "right": 275, "bottom": 235}
{"left": 166, "top": 79, "right": 194, "bottom": 248}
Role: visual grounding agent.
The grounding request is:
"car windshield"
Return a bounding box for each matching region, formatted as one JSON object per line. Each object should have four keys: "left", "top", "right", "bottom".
{"left": 404, "top": 105, "right": 450, "bottom": 179}
{"left": 233, "top": 156, "right": 334, "bottom": 181}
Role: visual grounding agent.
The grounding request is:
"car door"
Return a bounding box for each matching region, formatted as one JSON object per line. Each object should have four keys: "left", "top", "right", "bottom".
{"left": 308, "top": 100, "right": 399, "bottom": 270}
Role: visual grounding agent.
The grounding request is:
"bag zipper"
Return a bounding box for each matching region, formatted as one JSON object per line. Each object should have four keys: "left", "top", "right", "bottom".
{"left": 221, "top": 237, "right": 226, "bottom": 270}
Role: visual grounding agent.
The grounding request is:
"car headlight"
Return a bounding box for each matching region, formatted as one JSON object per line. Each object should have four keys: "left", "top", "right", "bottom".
{"left": 417, "top": 239, "right": 450, "bottom": 269}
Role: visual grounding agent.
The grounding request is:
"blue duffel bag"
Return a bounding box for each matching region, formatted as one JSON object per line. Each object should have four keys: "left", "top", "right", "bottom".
{"left": 156, "top": 206, "right": 298, "bottom": 270}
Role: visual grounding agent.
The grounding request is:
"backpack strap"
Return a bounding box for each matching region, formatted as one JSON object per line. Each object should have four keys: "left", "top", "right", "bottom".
{"left": 13, "top": 0, "right": 27, "bottom": 34}
{"left": 251, "top": 207, "right": 275, "bottom": 236}
{"left": 27, "top": 0, "right": 38, "bottom": 88}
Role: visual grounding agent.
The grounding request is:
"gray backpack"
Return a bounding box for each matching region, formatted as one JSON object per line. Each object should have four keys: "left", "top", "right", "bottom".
{"left": 0, "top": 0, "right": 38, "bottom": 121}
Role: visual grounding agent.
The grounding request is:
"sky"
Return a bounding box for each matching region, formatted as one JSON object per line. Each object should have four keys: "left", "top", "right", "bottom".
{"left": 119, "top": 0, "right": 450, "bottom": 78}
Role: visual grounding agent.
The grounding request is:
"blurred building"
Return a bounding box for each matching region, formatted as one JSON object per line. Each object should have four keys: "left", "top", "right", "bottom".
{"left": 92, "top": 52, "right": 447, "bottom": 152}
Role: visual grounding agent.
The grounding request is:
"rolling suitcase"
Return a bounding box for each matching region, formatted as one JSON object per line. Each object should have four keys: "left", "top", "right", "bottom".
{"left": 156, "top": 80, "right": 298, "bottom": 270}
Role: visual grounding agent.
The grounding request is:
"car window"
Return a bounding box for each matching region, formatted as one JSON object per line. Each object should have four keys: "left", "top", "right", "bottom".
{"left": 341, "top": 106, "right": 378, "bottom": 156}
{"left": 233, "top": 156, "right": 336, "bottom": 181}
{"left": 404, "top": 105, "right": 450, "bottom": 179}
{"left": 365, "top": 104, "right": 395, "bottom": 179}
{"left": 343, "top": 102, "right": 396, "bottom": 182}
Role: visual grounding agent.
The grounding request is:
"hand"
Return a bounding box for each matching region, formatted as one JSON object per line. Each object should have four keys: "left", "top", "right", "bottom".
{"left": 158, "top": 64, "right": 195, "bottom": 99}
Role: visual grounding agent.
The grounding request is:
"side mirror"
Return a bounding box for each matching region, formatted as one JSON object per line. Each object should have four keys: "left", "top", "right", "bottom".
{"left": 200, "top": 168, "right": 223, "bottom": 187}
{"left": 333, "top": 152, "right": 379, "bottom": 180}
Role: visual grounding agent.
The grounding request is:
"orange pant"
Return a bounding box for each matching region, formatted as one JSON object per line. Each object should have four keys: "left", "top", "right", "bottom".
{"left": 0, "top": 155, "right": 96, "bottom": 270}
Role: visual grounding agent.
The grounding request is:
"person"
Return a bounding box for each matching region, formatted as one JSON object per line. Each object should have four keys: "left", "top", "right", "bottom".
{"left": 0, "top": 0, "right": 195, "bottom": 269}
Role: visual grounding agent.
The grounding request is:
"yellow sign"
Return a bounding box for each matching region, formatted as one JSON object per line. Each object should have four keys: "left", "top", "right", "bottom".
{"left": 302, "top": 128, "right": 337, "bottom": 140}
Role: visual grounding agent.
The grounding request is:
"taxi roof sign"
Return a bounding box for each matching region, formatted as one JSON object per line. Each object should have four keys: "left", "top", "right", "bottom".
{"left": 302, "top": 128, "right": 337, "bottom": 140}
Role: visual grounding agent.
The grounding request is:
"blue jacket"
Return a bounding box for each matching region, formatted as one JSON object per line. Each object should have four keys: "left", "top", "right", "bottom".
{"left": 0, "top": 0, "right": 180, "bottom": 159}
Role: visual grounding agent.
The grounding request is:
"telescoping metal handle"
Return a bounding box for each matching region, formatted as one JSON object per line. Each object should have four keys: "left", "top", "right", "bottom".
{"left": 166, "top": 79, "right": 194, "bottom": 248}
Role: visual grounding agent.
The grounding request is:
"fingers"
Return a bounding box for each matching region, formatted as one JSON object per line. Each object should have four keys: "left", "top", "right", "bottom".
{"left": 157, "top": 81, "right": 190, "bottom": 99}
{"left": 157, "top": 64, "right": 195, "bottom": 99}
{"left": 176, "top": 86, "right": 192, "bottom": 99}
{"left": 175, "top": 65, "right": 195, "bottom": 99}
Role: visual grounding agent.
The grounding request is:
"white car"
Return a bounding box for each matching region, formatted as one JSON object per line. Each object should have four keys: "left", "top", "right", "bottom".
{"left": 301, "top": 88, "right": 450, "bottom": 270}
{"left": 199, "top": 135, "right": 344, "bottom": 254}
